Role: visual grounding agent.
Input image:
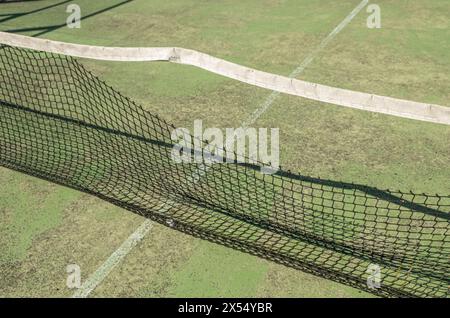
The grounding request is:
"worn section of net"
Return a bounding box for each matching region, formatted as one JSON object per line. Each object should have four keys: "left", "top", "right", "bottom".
{"left": 0, "top": 45, "right": 448, "bottom": 297}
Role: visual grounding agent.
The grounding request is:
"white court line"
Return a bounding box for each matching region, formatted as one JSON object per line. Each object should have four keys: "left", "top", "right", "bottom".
{"left": 241, "top": 0, "right": 369, "bottom": 127}
{"left": 73, "top": 0, "right": 368, "bottom": 297}
{"left": 191, "top": 0, "right": 369, "bottom": 180}
{"left": 72, "top": 219, "right": 153, "bottom": 298}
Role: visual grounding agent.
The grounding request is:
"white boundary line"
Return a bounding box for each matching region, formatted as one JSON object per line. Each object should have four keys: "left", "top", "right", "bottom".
{"left": 69, "top": 1, "right": 369, "bottom": 297}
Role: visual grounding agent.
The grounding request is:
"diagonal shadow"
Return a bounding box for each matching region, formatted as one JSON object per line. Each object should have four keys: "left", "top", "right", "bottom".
{"left": 4, "top": 0, "right": 133, "bottom": 37}
{"left": 1, "top": 97, "right": 448, "bottom": 223}
{"left": 0, "top": 0, "right": 71, "bottom": 24}
{"left": 0, "top": 0, "right": 42, "bottom": 3}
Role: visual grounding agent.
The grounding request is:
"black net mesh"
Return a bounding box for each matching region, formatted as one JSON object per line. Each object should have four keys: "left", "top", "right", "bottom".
{"left": 0, "top": 45, "right": 448, "bottom": 297}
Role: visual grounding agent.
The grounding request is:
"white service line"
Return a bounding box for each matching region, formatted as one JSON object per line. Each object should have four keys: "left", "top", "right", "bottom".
{"left": 241, "top": 0, "right": 369, "bottom": 127}
{"left": 72, "top": 219, "right": 153, "bottom": 298}
{"left": 72, "top": 0, "right": 368, "bottom": 297}
{"left": 191, "top": 0, "right": 369, "bottom": 180}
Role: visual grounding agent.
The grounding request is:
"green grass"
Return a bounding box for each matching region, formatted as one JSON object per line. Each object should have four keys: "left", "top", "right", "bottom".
{"left": 0, "top": 169, "right": 80, "bottom": 264}
{"left": 165, "top": 241, "right": 268, "bottom": 297}
{"left": 0, "top": 0, "right": 448, "bottom": 297}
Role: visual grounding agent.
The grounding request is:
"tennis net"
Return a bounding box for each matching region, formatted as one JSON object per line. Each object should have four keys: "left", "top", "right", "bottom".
{"left": 0, "top": 44, "right": 448, "bottom": 297}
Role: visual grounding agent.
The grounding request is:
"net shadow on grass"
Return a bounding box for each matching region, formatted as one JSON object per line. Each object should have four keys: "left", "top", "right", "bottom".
{"left": 0, "top": 45, "right": 448, "bottom": 297}
{"left": 3, "top": 0, "right": 133, "bottom": 37}
{"left": 0, "top": 1, "right": 71, "bottom": 24}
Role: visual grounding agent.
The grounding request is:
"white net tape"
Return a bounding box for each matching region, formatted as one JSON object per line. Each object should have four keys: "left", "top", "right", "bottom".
{"left": 1, "top": 31, "right": 448, "bottom": 125}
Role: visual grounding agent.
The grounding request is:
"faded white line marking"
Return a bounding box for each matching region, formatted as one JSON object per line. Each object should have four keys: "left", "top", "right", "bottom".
{"left": 242, "top": 0, "right": 369, "bottom": 127}
{"left": 74, "top": 0, "right": 368, "bottom": 297}
{"left": 72, "top": 219, "right": 153, "bottom": 298}
{"left": 192, "top": 0, "right": 369, "bottom": 180}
